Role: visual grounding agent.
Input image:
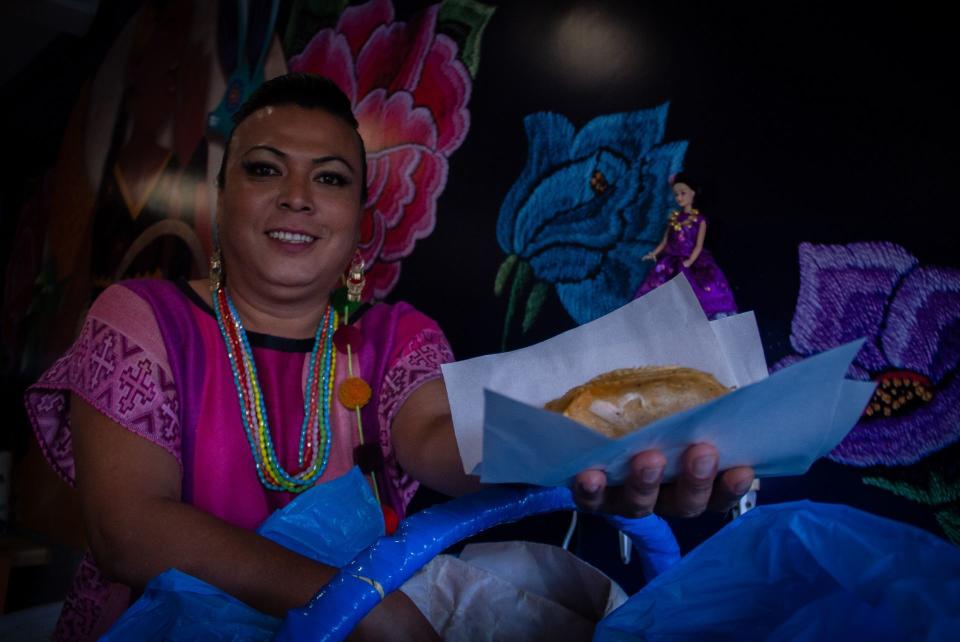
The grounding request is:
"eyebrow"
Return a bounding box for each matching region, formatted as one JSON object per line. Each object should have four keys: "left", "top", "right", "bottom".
{"left": 243, "top": 145, "right": 356, "bottom": 173}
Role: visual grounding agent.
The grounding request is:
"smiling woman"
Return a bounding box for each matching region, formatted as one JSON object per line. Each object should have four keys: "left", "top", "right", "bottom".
{"left": 214, "top": 104, "right": 365, "bottom": 337}
{"left": 23, "top": 72, "right": 753, "bottom": 641}
{"left": 26, "top": 73, "right": 460, "bottom": 641}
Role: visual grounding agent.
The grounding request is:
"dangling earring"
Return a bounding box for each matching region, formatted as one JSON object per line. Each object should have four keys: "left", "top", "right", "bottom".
{"left": 346, "top": 251, "right": 366, "bottom": 303}
{"left": 209, "top": 247, "right": 223, "bottom": 293}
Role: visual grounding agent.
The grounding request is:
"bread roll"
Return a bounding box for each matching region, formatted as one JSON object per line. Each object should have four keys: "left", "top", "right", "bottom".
{"left": 545, "top": 366, "right": 729, "bottom": 438}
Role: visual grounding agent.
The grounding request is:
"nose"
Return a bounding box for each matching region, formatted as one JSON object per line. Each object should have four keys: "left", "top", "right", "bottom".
{"left": 278, "top": 174, "right": 313, "bottom": 213}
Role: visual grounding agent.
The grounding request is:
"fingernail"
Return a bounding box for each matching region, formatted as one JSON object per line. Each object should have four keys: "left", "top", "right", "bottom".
{"left": 642, "top": 466, "right": 663, "bottom": 484}
{"left": 692, "top": 455, "right": 717, "bottom": 479}
{"left": 580, "top": 480, "right": 600, "bottom": 494}
{"left": 734, "top": 479, "right": 753, "bottom": 495}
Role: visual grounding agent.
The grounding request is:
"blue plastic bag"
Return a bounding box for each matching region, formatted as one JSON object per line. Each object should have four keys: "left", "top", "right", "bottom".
{"left": 594, "top": 501, "right": 960, "bottom": 642}
{"left": 256, "top": 466, "right": 384, "bottom": 567}
{"left": 102, "top": 467, "right": 383, "bottom": 641}
{"left": 99, "top": 570, "right": 280, "bottom": 641}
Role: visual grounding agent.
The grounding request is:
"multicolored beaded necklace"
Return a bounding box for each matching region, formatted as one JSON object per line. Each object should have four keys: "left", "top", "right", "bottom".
{"left": 210, "top": 256, "right": 394, "bottom": 529}
{"left": 213, "top": 285, "right": 339, "bottom": 493}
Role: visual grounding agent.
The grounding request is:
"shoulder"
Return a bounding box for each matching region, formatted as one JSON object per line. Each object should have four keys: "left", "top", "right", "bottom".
{"left": 359, "top": 300, "right": 454, "bottom": 368}
{"left": 88, "top": 281, "right": 161, "bottom": 328}
{"left": 89, "top": 279, "right": 185, "bottom": 318}
{"left": 360, "top": 301, "right": 445, "bottom": 339}
{"left": 88, "top": 280, "right": 194, "bottom": 357}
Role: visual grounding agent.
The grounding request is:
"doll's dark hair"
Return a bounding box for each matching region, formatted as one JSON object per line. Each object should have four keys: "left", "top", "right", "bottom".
{"left": 670, "top": 172, "right": 699, "bottom": 194}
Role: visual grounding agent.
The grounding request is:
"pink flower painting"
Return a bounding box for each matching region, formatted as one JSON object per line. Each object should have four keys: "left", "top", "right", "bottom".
{"left": 290, "top": 0, "right": 481, "bottom": 300}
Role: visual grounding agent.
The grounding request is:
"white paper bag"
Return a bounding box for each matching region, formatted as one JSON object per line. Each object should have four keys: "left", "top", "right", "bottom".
{"left": 399, "top": 541, "right": 627, "bottom": 642}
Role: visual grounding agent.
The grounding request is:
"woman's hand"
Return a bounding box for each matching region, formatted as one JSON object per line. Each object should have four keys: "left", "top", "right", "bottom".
{"left": 642, "top": 252, "right": 657, "bottom": 261}
{"left": 572, "top": 443, "right": 754, "bottom": 518}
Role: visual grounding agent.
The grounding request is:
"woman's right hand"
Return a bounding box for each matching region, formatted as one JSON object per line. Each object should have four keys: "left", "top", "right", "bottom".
{"left": 642, "top": 252, "right": 657, "bottom": 261}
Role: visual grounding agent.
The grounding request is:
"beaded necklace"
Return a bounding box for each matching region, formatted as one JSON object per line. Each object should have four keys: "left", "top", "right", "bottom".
{"left": 668, "top": 208, "right": 701, "bottom": 232}
{"left": 213, "top": 285, "right": 338, "bottom": 493}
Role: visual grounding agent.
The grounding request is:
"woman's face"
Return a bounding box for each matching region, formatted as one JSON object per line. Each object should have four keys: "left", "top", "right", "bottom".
{"left": 217, "top": 104, "right": 364, "bottom": 301}
{"left": 672, "top": 182, "right": 696, "bottom": 210}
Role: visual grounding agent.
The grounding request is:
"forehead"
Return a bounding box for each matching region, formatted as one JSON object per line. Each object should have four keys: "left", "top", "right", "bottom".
{"left": 229, "top": 104, "right": 362, "bottom": 162}
{"left": 673, "top": 182, "right": 693, "bottom": 192}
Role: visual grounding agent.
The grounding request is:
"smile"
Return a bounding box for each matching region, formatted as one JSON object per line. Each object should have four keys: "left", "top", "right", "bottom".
{"left": 267, "top": 230, "right": 317, "bottom": 244}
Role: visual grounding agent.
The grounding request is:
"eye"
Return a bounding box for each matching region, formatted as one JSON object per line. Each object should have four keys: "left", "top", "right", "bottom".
{"left": 242, "top": 161, "right": 280, "bottom": 178}
{"left": 315, "top": 172, "right": 349, "bottom": 187}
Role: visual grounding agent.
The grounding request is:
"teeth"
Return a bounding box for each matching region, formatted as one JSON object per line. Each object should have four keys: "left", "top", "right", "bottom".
{"left": 268, "top": 230, "right": 315, "bottom": 244}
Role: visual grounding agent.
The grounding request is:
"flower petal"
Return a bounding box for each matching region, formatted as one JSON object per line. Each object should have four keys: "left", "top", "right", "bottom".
{"left": 337, "top": 0, "right": 394, "bottom": 60}
{"left": 497, "top": 113, "right": 577, "bottom": 254}
{"left": 828, "top": 374, "right": 960, "bottom": 466}
{"left": 882, "top": 265, "right": 960, "bottom": 382}
{"left": 288, "top": 30, "right": 358, "bottom": 104}
{"left": 358, "top": 210, "right": 386, "bottom": 270}
{"left": 572, "top": 104, "right": 669, "bottom": 160}
{"left": 368, "top": 146, "right": 420, "bottom": 228}
{"left": 355, "top": 89, "right": 438, "bottom": 151}
{"left": 530, "top": 245, "right": 604, "bottom": 284}
{"left": 554, "top": 243, "right": 637, "bottom": 324}
{"left": 512, "top": 151, "right": 628, "bottom": 257}
{"left": 366, "top": 259, "right": 401, "bottom": 302}
{"left": 354, "top": 6, "right": 439, "bottom": 98}
{"left": 411, "top": 34, "right": 471, "bottom": 154}
{"left": 363, "top": 155, "right": 390, "bottom": 208}
{"left": 379, "top": 151, "right": 446, "bottom": 260}
{"left": 790, "top": 242, "right": 918, "bottom": 370}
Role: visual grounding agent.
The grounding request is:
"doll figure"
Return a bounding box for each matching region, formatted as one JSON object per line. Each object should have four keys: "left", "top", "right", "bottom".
{"left": 634, "top": 173, "right": 737, "bottom": 318}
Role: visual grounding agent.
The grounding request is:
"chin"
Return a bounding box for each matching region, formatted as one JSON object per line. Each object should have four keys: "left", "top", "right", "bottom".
{"left": 258, "top": 270, "right": 333, "bottom": 294}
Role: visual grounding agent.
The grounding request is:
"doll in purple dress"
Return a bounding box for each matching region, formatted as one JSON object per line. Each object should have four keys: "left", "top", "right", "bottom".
{"left": 634, "top": 173, "right": 738, "bottom": 318}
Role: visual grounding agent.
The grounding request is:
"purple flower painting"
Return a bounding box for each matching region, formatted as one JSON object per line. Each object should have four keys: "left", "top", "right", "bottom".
{"left": 774, "top": 242, "right": 960, "bottom": 542}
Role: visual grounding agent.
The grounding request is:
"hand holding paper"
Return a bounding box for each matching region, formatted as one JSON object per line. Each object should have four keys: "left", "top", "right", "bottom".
{"left": 441, "top": 275, "right": 874, "bottom": 517}
{"left": 573, "top": 442, "right": 755, "bottom": 518}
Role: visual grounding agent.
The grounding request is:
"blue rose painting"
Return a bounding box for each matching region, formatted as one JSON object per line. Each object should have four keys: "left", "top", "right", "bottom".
{"left": 774, "top": 242, "right": 960, "bottom": 543}
{"left": 495, "top": 105, "right": 687, "bottom": 342}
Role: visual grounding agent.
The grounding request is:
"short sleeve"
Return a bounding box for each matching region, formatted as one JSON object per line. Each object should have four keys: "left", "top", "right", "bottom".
{"left": 24, "top": 283, "right": 182, "bottom": 486}
{"left": 362, "top": 303, "right": 454, "bottom": 515}
{"left": 378, "top": 325, "right": 455, "bottom": 432}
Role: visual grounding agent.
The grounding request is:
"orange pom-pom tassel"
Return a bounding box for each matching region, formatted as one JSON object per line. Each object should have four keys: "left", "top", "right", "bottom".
{"left": 338, "top": 376, "right": 372, "bottom": 410}
{"left": 381, "top": 504, "right": 399, "bottom": 535}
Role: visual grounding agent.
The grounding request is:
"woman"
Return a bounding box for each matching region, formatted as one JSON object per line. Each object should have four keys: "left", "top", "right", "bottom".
{"left": 635, "top": 173, "right": 738, "bottom": 319}
{"left": 26, "top": 74, "right": 754, "bottom": 641}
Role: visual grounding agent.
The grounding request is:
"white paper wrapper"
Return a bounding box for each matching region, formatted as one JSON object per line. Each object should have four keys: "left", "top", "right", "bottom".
{"left": 441, "top": 275, "right": 875, "bottom": 485}
{"left": 399, "top": 541, "right": 627, "bottom": 642}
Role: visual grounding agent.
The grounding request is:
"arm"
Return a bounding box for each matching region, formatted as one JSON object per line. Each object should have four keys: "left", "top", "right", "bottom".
{"left": 72, "top": 395, "right": 436, "bottom": 639}
{"left": 392, "top": 378, "right": 480, "bottom": 498}
{"left": 683, "top": 220, "right": 707, "bottom": 268}
{"left": 644, "top": 229, "right": 669, "bottom": 261}
{"left": 72, "top": 394, "right": 333, "bottom": 614}
{"left": 391, "top": 380, "right": 754, "bottom": 519}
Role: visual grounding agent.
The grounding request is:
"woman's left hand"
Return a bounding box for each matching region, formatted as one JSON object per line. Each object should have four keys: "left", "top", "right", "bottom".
{"left": 571, "top": 443, "right": 754, "bottom": 518}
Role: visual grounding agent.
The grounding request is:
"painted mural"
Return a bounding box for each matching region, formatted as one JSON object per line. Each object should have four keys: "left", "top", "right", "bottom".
{"left": 774, "top": 242, "right": 960, "bottom": 542}
{"left": 3, "top": 0, "right": 492, "bottom": 375}
{"left": 7, "top": 2, "right": 227, "bottom": 374}
{"left": 287, "top": 0, "right": 493, "bottom": 300}
{"left": 495, "top": 105, "right": 686, "bottom": 342}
